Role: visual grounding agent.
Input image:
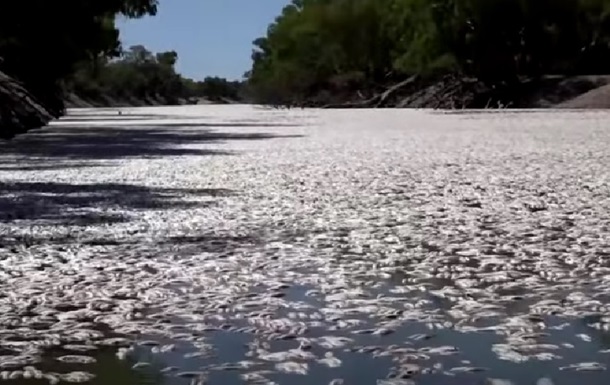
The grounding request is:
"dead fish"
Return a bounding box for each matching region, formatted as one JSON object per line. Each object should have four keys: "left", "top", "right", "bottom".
{"left": 132, "top": 362, "right": 151, "bottom": 370}
{"left": 559, "top": 362, "right": 606, "bottom": 371}
{"left": 44, "top": 373, "right": 60, "bottom": 385}
{"left": 352, "top": 329, "right": 376, "bottom": 335}
{"left": 450, "top": 366, "right": 488, "bottom": 373}
{"left": 151, "top": 344, "right": 175, "bottom": 354}
{"left": 62, "top": 345, "right": 98, "bottom": 352}
{"left": 176, "top": 371, "right": 206, "bottom": 378}
{"left": 56, "top": 355, "right": 96, "bottom": 364}
{"left": 318, "top": 352, "right": 342, "bottom": 368}
{"left": 575, "top": 334, "right": 592, "bottom": 342}
{"left": 373, "top": 328, "right": 395, "bottom": 336}
{"left": 486, "top": 379, "right": 515, "bottom": 385}
{"left": 377, "top": 380, "right": 416, "bottom": 385}
{"left": 61, "top": 371, "right": 96, "bottom": 383}
{"left": 317, "top": 336, "right": 354, "bottom": 349}
{"left": 184, "top": 351, "right": 209, "bottom": 359}
{"left": 536, "top": 378, "right": 555, "bottom": 385}
{"left": 138, "top": 340, "right": 160, "bottom": 347}
{"left": 275, "top": 362, "right": 308, "bottom": 375}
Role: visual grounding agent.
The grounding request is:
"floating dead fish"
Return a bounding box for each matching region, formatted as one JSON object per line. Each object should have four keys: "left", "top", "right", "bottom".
{"left": 377, "top": 380, "right": 416, "bottom": 385}
{"left": 275, "top": 361, "right": 308, "bottom": 375}
{"left": 575, "top": 334, "right": 592, "bottom": 342}
{"left": 61, "top": 371, "right": 96, "bottom": 383}
{"left": 3, "top": 107, "right": 610, "bottom": 385}
{"left": 132, "top": 362, "right": 151, "bottom": 370}
{"left": 56, "top": 355, "right": 96, "bottom": 364}
{"left": 44, "top": 373, "right": 61, "bottom": 385}
{"left": 151, "top": 344, "right": 175, "bottom": 353}
{"left": 536, "top": 378, "right": 555, "bottom": 385}
{"left": 559, "top": 362, "right": 606, "bottom": 371}
{"left": 450, "top": 366, "right": 488, "bottom": 373}
{"left": 316, "top": 336, "right": 354, "bottom": 349}
{"left": 486, "top": 379, "right": 515, "bottom": 385}
{"left": 138, "top": 340, "right": 160, "bottom": 347}
{"left": 318, "top": 352, "right": 342, "bottom": 368}
{"left": 210, "top": 361, "right": 259, "bottom": 371}
{"left": 62, "top": 344, "right": 98, "bottom": 352}
{"left": 176, "top": 371, "right": 206, "bottom": 378}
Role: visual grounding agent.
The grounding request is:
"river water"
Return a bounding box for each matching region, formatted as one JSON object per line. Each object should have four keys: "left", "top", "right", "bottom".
{"left": 1, "top": 106, "right": 610, "bottom": 385}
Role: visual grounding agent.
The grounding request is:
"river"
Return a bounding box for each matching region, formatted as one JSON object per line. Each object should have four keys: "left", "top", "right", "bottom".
{"left": 0, "top": 105, "right": 609, "bottom": 385}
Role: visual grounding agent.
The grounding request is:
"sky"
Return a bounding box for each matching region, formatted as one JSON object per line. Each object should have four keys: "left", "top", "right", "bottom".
{"left": 117, "top": 0, "right": 289, "bottom": 81}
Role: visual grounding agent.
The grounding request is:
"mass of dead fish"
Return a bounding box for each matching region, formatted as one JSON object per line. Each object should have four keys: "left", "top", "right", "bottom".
{"left": 0, "top": 107, "right": 609, "bottom": 384}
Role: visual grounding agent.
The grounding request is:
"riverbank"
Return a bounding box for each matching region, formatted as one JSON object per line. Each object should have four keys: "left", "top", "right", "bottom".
{"left": 3, "top": 74, "right": 610, "bottom": 140}
{"left": 317, "top": 74, "right": 610, "bottom": 109}
{"left": 0, "top": 71, "right": 55, "bottom": 139}
{"left": 0, "top": 79, "right": 241, "bottom": 140}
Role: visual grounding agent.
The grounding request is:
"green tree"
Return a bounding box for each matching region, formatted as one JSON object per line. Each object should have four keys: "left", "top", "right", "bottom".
{"left": 67, "top": 45, "right": 245, "bottom": 107}
{"left": 247, "top": 0, "right": 610, "bottom": 105}
{"left": 0, "top": 0, "right": 159, "bottom": 116}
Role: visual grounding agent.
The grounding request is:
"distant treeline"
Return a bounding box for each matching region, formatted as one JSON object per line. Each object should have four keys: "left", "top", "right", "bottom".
{"left": 67, "top": 45, "right": 246, "bottom": 107}
{"left": 0, "top": 0, "right": 161, "bottom": 117}
{"left": 244, "top": 0, "right": 610, "bottom": 105}
{"left": 4, "top": 0, "right": 610, "bottom": 137}
{"left": 0, "top": 0, "right": 244, "bottom": 132}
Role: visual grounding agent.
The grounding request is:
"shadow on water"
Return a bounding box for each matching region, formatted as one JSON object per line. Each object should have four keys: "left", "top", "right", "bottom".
{"left": 0, "top": 110, "right": 305, "bottom": 170}
{"left": 0, "top": 126, "right": 303, "bottom": 162}
{"left": 0, "top": 162, "right": 109, "bottom": 172}
{"left": 0, "top": 181, "right": 233, "bottom": 227}
{"left": 58, "top": 114, "right": 199, "bottom": 122}
{"left": 57, "top": 120, "right": 303, "bottom": 128}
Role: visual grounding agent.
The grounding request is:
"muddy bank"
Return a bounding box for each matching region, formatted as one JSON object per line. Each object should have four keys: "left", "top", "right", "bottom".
{"left": 0, "top": 71, "right": 55, "bottom": 139}
{"left": 4, "top": 73, "right": 610, "bottom": 142}
{"left": 319, "top": 75, "right": 610, "bottom": 110}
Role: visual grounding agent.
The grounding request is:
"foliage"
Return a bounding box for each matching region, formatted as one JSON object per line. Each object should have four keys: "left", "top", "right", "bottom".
{"left": 183, "top": 76, "right": 245, "bottom": 102}
{"left": 0, "top": 0, "right": 159, "bottom": 115}
{"left": 68, "top": 45, "right": 245, "bottom": 106}
{"left": 247, "top": 0, "right": 610, "bottom": 104}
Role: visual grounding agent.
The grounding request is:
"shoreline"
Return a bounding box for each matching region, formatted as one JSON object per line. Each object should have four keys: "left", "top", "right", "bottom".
{"left": 3, "top": 73, "right": 610, "bottom": 140}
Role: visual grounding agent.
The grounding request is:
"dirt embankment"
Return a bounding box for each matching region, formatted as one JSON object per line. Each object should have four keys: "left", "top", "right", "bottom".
{"left": 555, "top": 78, "right": 610, "bottom": 108}
{"left": 0, "top": 71, "right": 55, "bottom": 139}
{"left": 322, "top": 74, "right": 610, "bottom": 110}
{"left": 4, "top": 73, "right": 610, "bottom": 141}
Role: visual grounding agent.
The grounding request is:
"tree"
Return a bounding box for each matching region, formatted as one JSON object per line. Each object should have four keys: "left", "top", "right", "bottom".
{"left": 246, "top": 0, "right": 610, "bottom": 105}
{"left": 67, "top": 45, "right": 246, "bottom": 107}
{"left": 0, "top": 0, "right": 159, "bottom": 116}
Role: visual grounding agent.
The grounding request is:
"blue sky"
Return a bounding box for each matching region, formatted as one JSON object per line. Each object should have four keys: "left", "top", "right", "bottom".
{"left": 117, "top": 0, "right": 288, "bottom": 81}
